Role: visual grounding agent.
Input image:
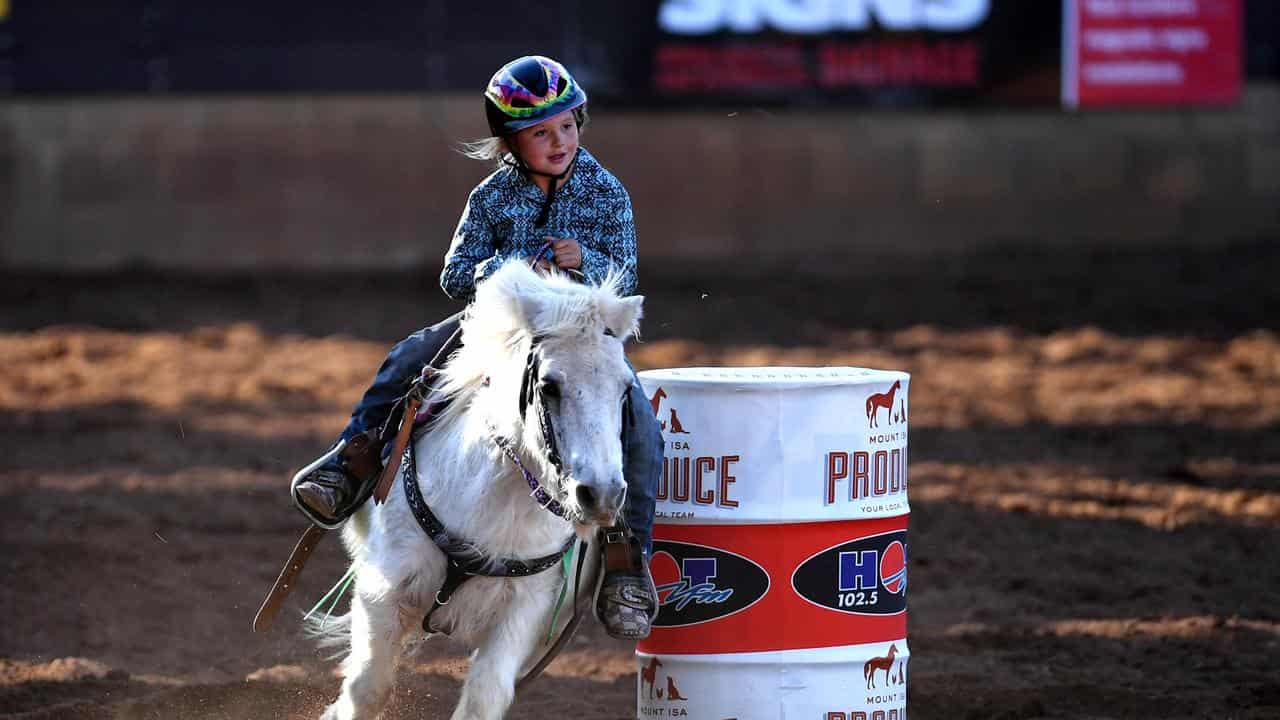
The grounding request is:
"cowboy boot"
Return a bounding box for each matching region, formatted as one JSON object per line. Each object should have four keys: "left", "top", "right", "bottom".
{"left": 294, "top": 467, "right": 357, "bottom": 526}
{"left": 292, "top": 432, "right": 383, "bottom": 529}
{"left": 595, "top": 528, "right": 659, "bottom": 640}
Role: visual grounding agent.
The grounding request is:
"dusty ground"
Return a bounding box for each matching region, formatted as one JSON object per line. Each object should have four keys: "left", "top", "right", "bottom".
{"left": 1, "top": 241, "right": 1278, "bottom": 719}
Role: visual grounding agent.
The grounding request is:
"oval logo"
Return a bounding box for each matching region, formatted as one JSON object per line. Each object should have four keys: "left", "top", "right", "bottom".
{"left": 791, "top": 530, "right": 908, "bottom": 615}
{"left": 651, "top": 540, "right": 770, "bottom": 627}
{"left": 880, "top": 540, "right": 907, "bottom": 594}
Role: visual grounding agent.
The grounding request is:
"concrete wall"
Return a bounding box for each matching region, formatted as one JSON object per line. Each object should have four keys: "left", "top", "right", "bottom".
{"left": 2, "top": 87, "right": 1277, "bottom": 272}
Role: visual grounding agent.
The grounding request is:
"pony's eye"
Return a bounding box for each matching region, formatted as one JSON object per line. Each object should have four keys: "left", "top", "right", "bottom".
{"left": 540, "top": 379, "right": 561, "bottom": 398}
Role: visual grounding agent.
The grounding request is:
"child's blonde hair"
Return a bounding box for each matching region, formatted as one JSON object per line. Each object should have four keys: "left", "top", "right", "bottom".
{"left": 459, "top": 137, "right": 511, "bottom": 164}
{"left": 460, "top": 106, "right": 590, "bottom": 168}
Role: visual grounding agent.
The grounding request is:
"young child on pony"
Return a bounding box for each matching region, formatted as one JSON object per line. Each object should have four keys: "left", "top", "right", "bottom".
{"left": 291, "top": 55, "right": 661, "bottom": 639}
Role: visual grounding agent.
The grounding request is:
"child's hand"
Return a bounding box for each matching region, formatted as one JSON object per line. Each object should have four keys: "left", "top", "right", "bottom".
{"left": 544, "top": 237, "right": 582, "bottom": 270}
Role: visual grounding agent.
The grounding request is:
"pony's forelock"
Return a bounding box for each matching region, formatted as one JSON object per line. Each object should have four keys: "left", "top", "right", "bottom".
{"left": 432, "top": 261, "right": 639, "bottom": 414}
{"left": 471, "top": 261, "right": 635, "bottom": 343}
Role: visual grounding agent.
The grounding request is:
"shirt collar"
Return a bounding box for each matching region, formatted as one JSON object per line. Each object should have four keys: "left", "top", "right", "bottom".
{"left": 509, "top": 147, "right": 594, "bottom": 203}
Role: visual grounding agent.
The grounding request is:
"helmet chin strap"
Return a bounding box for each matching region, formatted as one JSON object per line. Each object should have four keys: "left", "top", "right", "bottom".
{"left": 504, "top": 148, "right": 580, "bottom": 228}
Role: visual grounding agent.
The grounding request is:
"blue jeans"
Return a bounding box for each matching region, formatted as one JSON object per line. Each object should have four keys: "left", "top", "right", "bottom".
{"left": 337, "top": 315, "right": 661, "bottom": 556}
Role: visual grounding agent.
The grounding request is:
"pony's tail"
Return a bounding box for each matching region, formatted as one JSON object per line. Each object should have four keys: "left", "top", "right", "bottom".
{"left": 301, "top": 559, "right": 359, "bottom": 660}
{"left": 303, "top": 610, "right": 354, "bottom": 661}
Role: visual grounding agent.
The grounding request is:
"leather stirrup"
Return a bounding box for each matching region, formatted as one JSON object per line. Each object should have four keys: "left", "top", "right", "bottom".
{"left": 600, "top": 523, "right": 641, "bottom": 574}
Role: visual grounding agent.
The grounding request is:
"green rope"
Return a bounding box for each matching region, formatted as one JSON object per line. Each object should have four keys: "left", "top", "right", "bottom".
{"left": 305, "top": 563, "right": 358, "bottom": 627}
{"left": 545, "top": 542, "right": 576, "bottom": 644}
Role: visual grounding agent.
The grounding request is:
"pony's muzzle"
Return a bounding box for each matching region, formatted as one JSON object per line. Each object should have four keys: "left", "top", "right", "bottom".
{"left": 572, "top": 479, "right": 625, "bottom": 524}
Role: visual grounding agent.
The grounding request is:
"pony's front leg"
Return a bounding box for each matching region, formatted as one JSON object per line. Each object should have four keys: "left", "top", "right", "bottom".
{"left": 450, "top": 584, "right": 551, "bottom": 720}
{"left": 321, "top": 592, "right": 408, "bottom": 720}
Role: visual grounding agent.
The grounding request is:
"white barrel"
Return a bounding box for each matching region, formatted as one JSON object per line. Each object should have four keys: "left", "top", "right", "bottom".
{"left": 637, "top": 367, "right": 910, "bottom": 720}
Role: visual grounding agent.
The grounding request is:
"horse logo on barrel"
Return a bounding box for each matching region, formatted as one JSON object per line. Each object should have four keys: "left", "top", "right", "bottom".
{"left": 865, "top": 380, "right": 903, "bottom": 428}
{"left": 863, "top": 643, "right": 903, "bottom": 689}
{"left": 640, "top": 656, "right": 689, "bottom": 702}
{"left": 649, "top": 386, "right": 690, "bottom": 434}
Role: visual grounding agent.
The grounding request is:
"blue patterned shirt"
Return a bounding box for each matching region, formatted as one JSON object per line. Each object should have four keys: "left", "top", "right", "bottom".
{"left": 440, "top": 148, "right": 638, "bottom": 302}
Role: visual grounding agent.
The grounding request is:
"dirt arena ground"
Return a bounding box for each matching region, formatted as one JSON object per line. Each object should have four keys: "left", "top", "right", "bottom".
{"left": 2, "top": 241, "right": 1278, "bottom": 719}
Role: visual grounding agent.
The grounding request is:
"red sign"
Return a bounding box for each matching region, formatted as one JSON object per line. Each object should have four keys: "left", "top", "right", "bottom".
{"left": 1063, "top": 0, "right": 1242, "bottom": 108}
{"left": 638, "top": 516, "right": 908, "bottom": 655}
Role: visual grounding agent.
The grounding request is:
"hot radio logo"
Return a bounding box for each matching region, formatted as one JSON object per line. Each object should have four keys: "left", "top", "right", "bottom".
{"left": 650, "top": 540, "right": 769, "bottom": 627}
{"left": 791, "top": 530, "right": 907, "bottom": 615}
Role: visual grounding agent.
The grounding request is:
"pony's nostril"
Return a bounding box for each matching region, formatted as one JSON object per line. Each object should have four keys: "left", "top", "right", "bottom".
{"left": 575, "top": 484, "right": 598, "bottom": 511}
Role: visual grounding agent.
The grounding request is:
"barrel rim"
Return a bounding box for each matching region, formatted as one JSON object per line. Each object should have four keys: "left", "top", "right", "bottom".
{"left": 635, "top": 639, "right": 912, "bottom": 663}
{"left": 638, "top": 366, "right": 911, "bottom": 388}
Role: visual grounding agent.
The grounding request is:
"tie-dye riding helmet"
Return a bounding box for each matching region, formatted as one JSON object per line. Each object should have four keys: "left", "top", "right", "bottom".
{"left": 484, "top": 55, "right": 588, "bottom": 137}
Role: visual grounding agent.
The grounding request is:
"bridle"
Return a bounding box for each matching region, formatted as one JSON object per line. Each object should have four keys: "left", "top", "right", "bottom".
{"left": 481, "top": 243, "right": 586, "bottom": 517}
{"left": 410, "top": 251, "right": 628, "bottom": 636}
{"left": 492, "top": 284, "right": 630, "bottom": 524}
{"left": 486, "top": 240, "right": 574, "bottom": 519}
{"left": 488, "top": 338, "right": 569, "bottom": 518}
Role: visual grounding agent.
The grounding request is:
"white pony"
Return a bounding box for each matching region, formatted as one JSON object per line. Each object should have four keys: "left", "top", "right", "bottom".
{"left": 314, "top": 260, "right": 644, "bottom": 720}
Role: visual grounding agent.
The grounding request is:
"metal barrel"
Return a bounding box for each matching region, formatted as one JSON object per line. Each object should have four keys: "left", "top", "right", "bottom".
{"left": 637, "top": 367, "right": 910, "bottom": 720}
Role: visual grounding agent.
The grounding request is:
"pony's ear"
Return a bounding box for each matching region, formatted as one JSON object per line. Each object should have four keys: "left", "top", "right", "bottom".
{"left": 605, "top": 295, "right": 644, "bottom": 341}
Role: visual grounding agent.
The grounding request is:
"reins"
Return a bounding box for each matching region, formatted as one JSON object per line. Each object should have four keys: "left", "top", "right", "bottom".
{"left": 492, "top": 430, "right": 568, "bottom": 519}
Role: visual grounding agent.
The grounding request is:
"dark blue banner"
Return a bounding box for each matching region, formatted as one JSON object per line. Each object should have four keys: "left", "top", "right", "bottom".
{"left": 0, "top": 1, "right": 1268, "bottom": 103}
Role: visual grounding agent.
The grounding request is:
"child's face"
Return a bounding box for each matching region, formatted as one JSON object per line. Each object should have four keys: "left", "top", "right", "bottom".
{"left": 511, "top": 109, "right": 579, "bottom": 176}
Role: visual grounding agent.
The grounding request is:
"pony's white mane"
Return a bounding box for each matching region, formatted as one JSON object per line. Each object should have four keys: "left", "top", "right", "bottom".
{"left": 433, "top": 261, "right": 641, "bottom": 414}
